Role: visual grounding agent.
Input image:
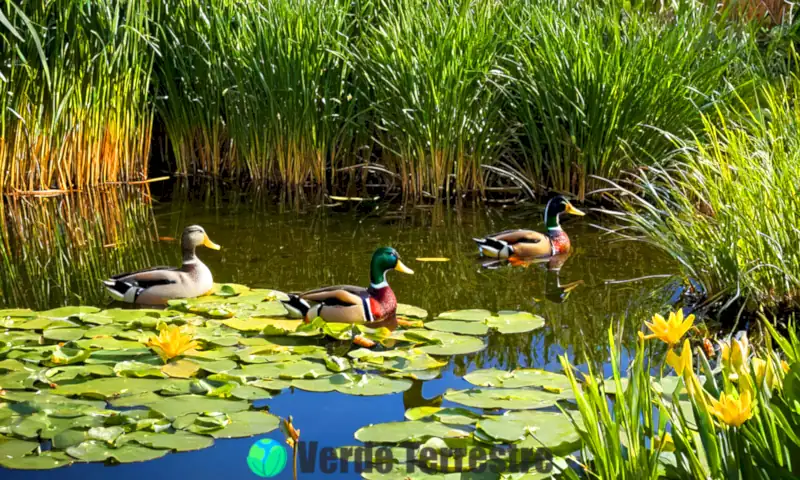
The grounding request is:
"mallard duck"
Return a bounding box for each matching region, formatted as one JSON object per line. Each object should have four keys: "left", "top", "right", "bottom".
{"left": 103, "top": 225, "right": 220, "bottom": 305}
{"left": 282, "top": 247, "right": 414, "bottom": 329}
{"left": 473, "top": 195, "right": 584, "bottom": 259}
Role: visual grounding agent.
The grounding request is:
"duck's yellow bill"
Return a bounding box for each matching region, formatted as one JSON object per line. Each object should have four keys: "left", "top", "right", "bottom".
{"left": 395, "top": 260, "right": 414, "bottom": 274}
{"left": 565, "top": 203, "right": 586, "bottom": 216}
{"left": 203, "top": 235, "right": 221, "bottom": 250}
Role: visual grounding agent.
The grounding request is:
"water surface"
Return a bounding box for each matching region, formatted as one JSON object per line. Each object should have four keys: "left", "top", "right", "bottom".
{"left": 0, "top": 185, "right": 677, "bottom": 479}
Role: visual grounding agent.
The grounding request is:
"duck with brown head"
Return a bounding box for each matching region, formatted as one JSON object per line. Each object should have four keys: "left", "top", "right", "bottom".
{"left": 103, "top": 225, "right": 221, "bottom": 305}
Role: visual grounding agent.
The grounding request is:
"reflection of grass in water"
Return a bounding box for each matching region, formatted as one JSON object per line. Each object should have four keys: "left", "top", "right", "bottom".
{"left": 0, "top": 188, "right": 167, "bottom": 309}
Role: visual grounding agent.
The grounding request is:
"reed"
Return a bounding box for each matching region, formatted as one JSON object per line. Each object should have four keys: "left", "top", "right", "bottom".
{"left": 0, "top": 0, "right": 156, "bottom": 193}
{"left": 503, "top": 0, "right": 749, "bottom": 199}
{"left": 598, "top": 74, "right": 800, "bottom": 311}
{"left": 349, "top": 0, "right": 513, "bottom": 200}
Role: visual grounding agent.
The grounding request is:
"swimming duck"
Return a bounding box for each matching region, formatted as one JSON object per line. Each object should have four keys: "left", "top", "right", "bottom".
{"left": 282, "top": 247, "right": 414, "bottom": 330}
{"left": 473, "top": 196, "right": 585, "bottom": 259}
{"left": 103, "top": 225, "right": 220, "bottom": 305}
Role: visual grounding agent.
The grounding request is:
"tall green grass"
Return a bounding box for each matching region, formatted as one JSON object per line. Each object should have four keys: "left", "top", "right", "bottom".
{"left": 502, "top": 0, "right": 749, "bottom": 199}
{"left": 350, "top": 0, "right": 512, "bottom": 200}
{"left": 0, "top": 0, "right": 156, "bottom": 192}
{"left": 599, "top": 74, "right": 800, "bottom": 311}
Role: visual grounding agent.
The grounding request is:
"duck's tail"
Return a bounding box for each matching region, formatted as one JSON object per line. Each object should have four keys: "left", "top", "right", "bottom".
{"left": 282, "top": 295, "right": 311, "bottom": 319}
{"left": 472, "top": 237, "right": 512, "bottom": 259}
{"left": 102, "top": 279, "right": 143, "bottom": 303}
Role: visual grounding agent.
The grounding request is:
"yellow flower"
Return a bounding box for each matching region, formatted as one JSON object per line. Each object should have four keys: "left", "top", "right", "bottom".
{"left": 782, "top": 360, "right": 790, "bottom": 373}
{"left": 709, "top": 390, "right": 754, "bottom": 428}
{"left": 654, "top": 432, "right": 675, "bottom": 453}
{"left": 752, "top": 358, "right": 779, "bottom": 391}
{"left": 146, "top": 324, "right": 199, "bottom": 363}
{"left": 667, "top": 339, "right": 693, "bottom": 377}
{"left": 720, "top": 335, "right": 750, "bottom": 379}
{"left": 643, "top": 310, "right": 694, "bottom": 346}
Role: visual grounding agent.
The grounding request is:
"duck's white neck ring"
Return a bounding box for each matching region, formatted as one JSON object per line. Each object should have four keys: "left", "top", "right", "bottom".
{"left": 370, "top": 281, "right": 389, "bottom": 289}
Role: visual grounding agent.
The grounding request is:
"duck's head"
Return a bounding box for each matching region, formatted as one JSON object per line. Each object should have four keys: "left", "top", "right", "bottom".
{"left": 182, "top": 225, "right": 221, "bottom": 251}
{"left": 370, "top": 247, "right": 413, "bottom": 287}
{"left": 544, "top": 196, "right": 584, "bottom": 230}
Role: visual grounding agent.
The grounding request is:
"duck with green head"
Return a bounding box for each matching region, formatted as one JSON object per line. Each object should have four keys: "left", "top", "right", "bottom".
{"left": 473, "top": 196, "right": 585, "bottom": 259}
{"left": 282, "top": 247, "right": 414, "bottom": 330}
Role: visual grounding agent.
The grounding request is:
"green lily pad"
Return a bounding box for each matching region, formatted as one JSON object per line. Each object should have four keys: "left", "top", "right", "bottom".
{"left": 46, "top": 364, "right": 115, "bottom": 382}
{"left": 444, "top": 388, "right": 569, "bottom": 410}
{"left": 51, "top": 429, "right": 87, "bottom": 449}
{"left": 463, "top": 369, "right": 572, "bottom": 393}
{"left": 42, "top": 328, "right": 85, "bottom": 342}
{"left": 0, "top": 451, "right": 73, "bottom": 470}
{"left": 485, "top": 312, "right": 545, "bottom": 334}
{"left": 162, "top": 359, "right": 201, "bottom": 378}
{"left": 476, "top": 410, "right": 580, "bottom": 450}
{"left": 0, "top": 436, "right": 39, "bottom": 458}
{"left": 67, "top": 440, "right": 168, "bottom": 463}
{"left": 241, "top": 360, "right": 331, "bottom": 379}
{"left": 404, "top": 407, "right": 480, "bottom": 426}
{"left": 75, "top": 337, "right": 144, "bottom": 350}
{"left": 355, "top": 420, "right": 470, "bottom": 444}
{"left": 114, "top": 361, "right": 167, "bottom": 378}
{"left": 405, "top": 330, "right": 486, "bottom": 356}
{"left": 87, "top": 426, "right": 125, "bottom": 443}
{"left": 423, "top": 320, "right": 489, "bottom": 336}
{"left": 292, "top": 373, "right": 411, "bottom": 396}
{"left": 435, "top": 309, "right": 492, "bottom": 322}
{"left": 118, "top": 430, "right": 214, "bottom": 452}
{"left": 397, "top": 304, "right": 429, "bottom": 319}
{"left": 230, "top": 385, "right": 272, "bottom": 400}
{"left": 198, "top": 411, "right": 280, "bottom": 438}
{"left": 148, "top": 394, "right": 250, "bottom": 420}
{"left": 0, "top": 359, "right": 27, "bottom": 372}
{"left": 40, "top": 306, "right": 100, "bottom": 319}
{"left": 51, "top": 377, "right": 182, "bottom": 399}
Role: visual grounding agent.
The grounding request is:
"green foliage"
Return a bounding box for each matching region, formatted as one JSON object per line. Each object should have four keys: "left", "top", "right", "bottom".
{"left": 602, "top": 74, "right": 800, "bottom": 310}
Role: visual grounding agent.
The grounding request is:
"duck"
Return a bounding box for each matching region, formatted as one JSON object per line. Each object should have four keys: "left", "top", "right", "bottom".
{"left": 281, "top": 247, "right": 414, "bottom": 330}
{"left": 103, "top": 225, "right": 221, "bottom": 305}
{"left": 473, "top": 195, "right": 585, "bottom": 259}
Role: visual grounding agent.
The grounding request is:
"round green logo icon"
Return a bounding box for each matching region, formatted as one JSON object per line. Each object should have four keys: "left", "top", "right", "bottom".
{"left": 247, "top": 438, "right": 287, "bottom": 478}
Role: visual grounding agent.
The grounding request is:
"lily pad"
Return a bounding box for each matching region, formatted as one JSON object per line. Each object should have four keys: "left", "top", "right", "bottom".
{"left": 67, "top": 440, "right": 168, "bottom": 463}
{"left": 292, "top": 373, "right": 411, "bottom": 396}
{"left": 404, "top": 407, "right": 480, "bottom": 426}
{"left": 476, "top": 410, "right": 580, "bottom": 450}
{"left": 485, "top": 312, "right": 545, "bottom": 334}
{"left": 42, "top": 328, "right": 85, "bottom": 342}
{"left": 241, "top": 360, "right": 331, "bottom": 379}
{"left": 118, "top": 431, "right": 214, "bottom": 452}
{"left": 198, "top": 411, "right": 280, "bottom": 438}
{"left": 162, "top": 359, "right": 201, "bottom": 379}
{"left": 148, "top": 395, "right": 250, "bottom": 420}
{"left": 397, "top": 304, "right": 429, "bottom": 319}
{"left": 114, "top": 361, "right": 167, "bottom": 378}
{"left": 51, "top": 377, "right": 182, "bottom": 399}
{"left": 0, "top": 451, "right": 73, "bottom": 470}
{"left": 405, "top": 330, "right": 486, "bottom": 356}
{"left": 0, "top": 436, "right": 39, "bottom": 458}
{"left": 444, "top": 388, "right": 569, "bottom": 410}
{"left": 435, "top": 309, "right": 491, "bottom": 322}
{"left": 355, "top": 421, "right": 470, "bottom": 444}
{"left": 40, "top": 306, "right": 100, "bottom": 319}
{"left": 463, "top": 369, "right": 572, "bottom": 393}
{"left": 423, "top": 320, "right": 489, "bottom": 336}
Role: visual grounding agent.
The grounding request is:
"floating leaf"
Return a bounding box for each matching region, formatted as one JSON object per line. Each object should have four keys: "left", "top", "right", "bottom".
{"left": 405, "top": 330, "right": 487, "bottom": 356}
{"left": 114, "top": 361, "right": 167, "bottom": 378}
{"left": 198, "top": 411, "right": 280, "bottom": 438}
{"left": 241, "top": 359, "right": 331, "bottom": 379}
{"left": 0, "top": 451, "right": 73, "bottom": 470}
{"left": 476, "top": 410, "right": 580, "bottom": 450}
{"left": 423, "top": 320, "right": 489, "bottom": 336}
{"left": 161, "top": 359, "right": 201, "bottom": 378}
{"left": 404, "top": 407, "right": 480, "bottom": 426}
{"left": 485, "top": 312, "right": 545, "bottom": 334}
{"left": 42, "top": 328, "right": 85, "bottom": 342}
{"left": 292, "top": 373, "right": 411, "bottom": 396}
{"left": 0, "top": 436, "right": 39, "bottom": 458}
{"left": 47, "top": 364, "right": 114, "bottom": 382}
{"left": 355, "top": 420, "right": 469, "bottom": 444}
{"left": 435, "top": 309, "right": 491, "bottom": 322}
{"left": 118, "top": 431, "right": 214, "bottom": 452}
{"left": 67, "top": 440, "right": 168, "bottom": 463}
{"left": 148, "top": 394, "right": 250, "bottom": 420}
{"left": 39, "top": 306, "right": 100, "bottom": 319}
{"left": 444, "top": 388, "right": 570, "bottom": 410}
{"left": 397, "top": 304, "right": 429, "bottom": 319}
{"left": 464, "top": 369, "right": 572, "bottom": 392}
{"left": 51, "top": 377, "right": 186, "bottom": 399}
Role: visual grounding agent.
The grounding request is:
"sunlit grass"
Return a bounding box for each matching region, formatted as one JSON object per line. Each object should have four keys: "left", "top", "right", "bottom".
{"left": 599, "top": 74, "right": 800, "bottom": 311}
{"left": 0, "top": 0, "right": 156, "bottom": 192}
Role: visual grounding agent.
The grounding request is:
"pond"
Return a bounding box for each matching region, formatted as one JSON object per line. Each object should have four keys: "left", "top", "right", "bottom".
{"left": 0, "top": 183, "right": 678, "bottom": 479}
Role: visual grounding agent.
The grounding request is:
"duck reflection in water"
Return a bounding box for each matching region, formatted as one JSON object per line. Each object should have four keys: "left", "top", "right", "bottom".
{"left": 479, "top": 253, "right": 583, "bottom": 304}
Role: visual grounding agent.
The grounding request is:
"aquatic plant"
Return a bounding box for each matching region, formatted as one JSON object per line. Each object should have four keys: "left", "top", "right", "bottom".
{"left": 599, "top": 74, "right": 800, "bottom": 312}
{"left": 146, "top": 324, "right": 200, "bottom": 363}
{"left": 642, "top": 309, "right": 695, "bottom": 346}
{"left": 502, "top": 0, "right": 748, "bottom": 199}
{"left": 561, "top": 317, "right": 800, "bottom": 479}
{"left": 0, "top": 0, "right": 156, "bottom": 192}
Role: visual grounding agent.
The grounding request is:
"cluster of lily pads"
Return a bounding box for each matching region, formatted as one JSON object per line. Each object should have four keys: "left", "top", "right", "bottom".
{"left": 0, "top": 283, "right": 578, "bottom": 477}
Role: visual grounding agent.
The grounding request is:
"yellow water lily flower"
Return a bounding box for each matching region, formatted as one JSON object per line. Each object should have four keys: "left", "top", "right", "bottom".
{"left": 643, "top": 310, "right": 694, "bottom": 346}
{"left": 146, "top": 324, "right": 199, "bottom": 363}
{"left": 709, "top": 390, "right": 754, "bottom": 428}
{"left": 667, "top": 339, "right": 693, "bottom": 377}
{"left": 720, "top": 335, "right": 750, "bottom": 378}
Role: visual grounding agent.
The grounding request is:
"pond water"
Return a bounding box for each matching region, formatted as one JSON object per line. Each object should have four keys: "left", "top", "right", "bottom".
{"left": 0, "top": 183, "right": 678, "bottom": 479}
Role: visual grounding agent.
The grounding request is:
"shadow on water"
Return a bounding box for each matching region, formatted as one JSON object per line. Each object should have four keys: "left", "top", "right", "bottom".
{"left": 0, "top": 183, "right": 681, "bottom": 479}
